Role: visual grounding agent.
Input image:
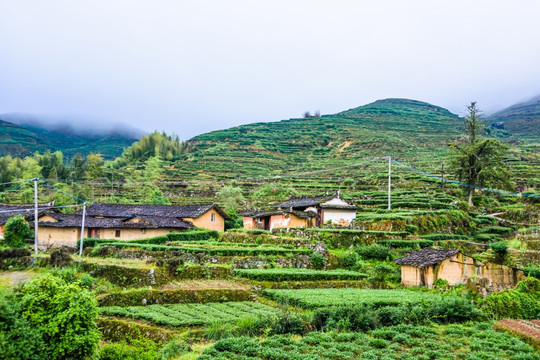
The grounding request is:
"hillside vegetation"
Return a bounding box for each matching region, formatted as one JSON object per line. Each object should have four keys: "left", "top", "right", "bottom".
{"left": 486, "top": 95, "right": 540, "bottom": 141}
{"left": 0, "top": 118, "right": 139, "bottom": 159}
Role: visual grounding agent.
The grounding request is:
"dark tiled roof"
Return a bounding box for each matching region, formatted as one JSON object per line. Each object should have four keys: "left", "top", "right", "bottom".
{"left": 38, "top": 213, "right": 193, "bottom": 229}
{"left": 320, "top": 203, "right": 358, "bottom": 210}
{"left": 274, "top": 193, "right": 358, "bottom": 210}
{"left": 393, "top": 248, "right": 460, "bottom": 268}
{"left": 274, "top": 195, "right": 330, "bottom": 209}
{"left": 241, "top": 209, "right": 316, "bottom": 219}
{"left": 76, "top": 203, "right": 230, "bottom": 220}
{"left": 0, "top": 202, "right": 56, "bottom": 225}
{"left": 0, "top": 201, "right": 55, "bottom": 219}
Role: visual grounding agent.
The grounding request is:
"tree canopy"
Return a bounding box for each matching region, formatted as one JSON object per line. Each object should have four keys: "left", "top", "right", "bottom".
{"left": 449, "top": 102, "right": 512, "bottom": 205}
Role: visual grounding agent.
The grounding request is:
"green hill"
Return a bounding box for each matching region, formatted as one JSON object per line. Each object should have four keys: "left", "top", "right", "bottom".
{"left": 0, "top": 120, "right": 49, "bottom": 157}
{"left": 0, "top": 117, "right": 140, "bottom": 159}
{"left": 486, "top": 95, "right": 540, "bottom": 141}
{"left": 180, "top": 98, "right": 464, "bottom": 179}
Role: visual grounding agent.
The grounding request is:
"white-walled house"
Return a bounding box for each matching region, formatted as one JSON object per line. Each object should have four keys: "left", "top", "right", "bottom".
{"left": 242, "top": 192, "right": 358, "bottom": 229}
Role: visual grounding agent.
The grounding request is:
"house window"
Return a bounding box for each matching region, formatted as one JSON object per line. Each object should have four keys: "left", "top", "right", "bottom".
{"left": 115, "top": 230, "right": 121, "bottom": 238}
{"left": 211, "top": 213, "right": 215, "bottom": 223}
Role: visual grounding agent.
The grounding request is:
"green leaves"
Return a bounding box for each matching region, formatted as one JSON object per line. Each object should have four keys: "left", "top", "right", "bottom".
{"left": 3, "top": 215, "right": 32, "bottom": 248}
{"left": 2, "top": 274, "right": 100, "bottom": 360}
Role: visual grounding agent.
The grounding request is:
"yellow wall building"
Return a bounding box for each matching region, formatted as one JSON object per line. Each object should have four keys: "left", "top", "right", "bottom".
{"left": 394, "top": 248, "right": 525, "bottom": 289}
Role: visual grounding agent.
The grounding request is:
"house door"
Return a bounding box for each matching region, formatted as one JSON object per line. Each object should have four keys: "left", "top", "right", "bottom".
{"left": 87, "top": 228, "right": 100, "bottom": 238}
{"left": 263, "top": 217, "right": 270, "bottom": 231}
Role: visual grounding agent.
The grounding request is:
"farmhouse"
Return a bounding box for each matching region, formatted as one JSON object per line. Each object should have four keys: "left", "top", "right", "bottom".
{"left": 35, "top": 203, "right": 229, "bottom": 248}
{"left": 394, "top": 248, "right": 525, "bottom": 289}
{"left": 242, "top": 192, "right": 358, "bottom": 230}
{"left": 241, "top": 209, "right": 316, "bottom": 231}
{"left": 0, "top": 201, "right": 55, "bottom": 237}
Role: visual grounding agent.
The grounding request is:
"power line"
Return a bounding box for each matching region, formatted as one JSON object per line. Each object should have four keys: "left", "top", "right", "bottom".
{"left": 392, "top": 159, "right": 540, "bottom": 199}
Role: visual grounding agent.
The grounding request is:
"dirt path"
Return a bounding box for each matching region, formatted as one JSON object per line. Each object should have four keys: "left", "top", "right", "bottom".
{"left": 161, "top": 279, "right": 250, "bottom": 291}
{"left": 495, "top": 319, "right": 540, "bottom": 349}
{"left": 0, "top": 271, "right": 37, "bottom": 287}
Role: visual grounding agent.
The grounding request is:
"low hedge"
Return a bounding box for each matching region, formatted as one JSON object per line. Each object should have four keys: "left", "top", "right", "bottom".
{"left": 99, "top": 242, "right": 312, "bottom": 256}
{"left": 419, "top": 234, "right": 469, "bottom": 241}
{"left": 97, "top": 317, "right": 179, "bottom": 344}
{"left": 97, "top": 288, "right": 253, "bottom": 307}
{"left": 0, "top": 247, "right": 31, "bottom": 259}
{"left": 378, "top": 240, "right": 433, "bottom": 248}
{"left": 475, "top": 226, "right": 515, "bottom": 235}
{"left": 523, "top": 267, "right": 540, "bottom": 280}
{"left": 79, "top": 230, "right": 219, "bottom": 248}
{"left": 233, "top": 268, "right": 367, "bottom": 281}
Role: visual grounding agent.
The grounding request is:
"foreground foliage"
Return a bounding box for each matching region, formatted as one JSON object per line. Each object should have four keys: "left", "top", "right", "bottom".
{"left": 199, "top": 324, "right": 539, "bottom": 360}
{"left": 0, "top": 274, "right": 100, "bottom": 360}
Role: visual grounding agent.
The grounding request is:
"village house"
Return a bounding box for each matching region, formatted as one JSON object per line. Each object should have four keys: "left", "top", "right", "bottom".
{"left": 242, "top": 192, "right": 358, "bottom": 230}
{"left": 394, "top": 248, "right": 525, "bottom": 289}
{"left": 0, "top": 201, "right": 55, "bottom": 237}
{"left": 35, "top": 203, "right": 229, "bottom": 248}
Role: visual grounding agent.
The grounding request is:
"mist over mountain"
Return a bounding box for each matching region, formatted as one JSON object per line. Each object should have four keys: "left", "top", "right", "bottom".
{"left": 0, "top": 114, "right": 143, "bottom": 159}
{"left": 0, "top": 113, "right": 145, "bottom": 139}
{"left": 485, "top": 94, "right": 540, "bottom": 140}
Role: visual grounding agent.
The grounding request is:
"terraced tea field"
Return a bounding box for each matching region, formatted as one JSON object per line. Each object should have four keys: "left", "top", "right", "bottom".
{"left": 100, "top": 302, "right": 279, "bottom": 327}
{"left": 263, "top": 288, "right": 443, "bottom": 309}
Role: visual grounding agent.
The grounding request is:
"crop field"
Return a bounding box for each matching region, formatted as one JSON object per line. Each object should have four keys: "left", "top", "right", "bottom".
{"left": 263, "top": 288, "right": 444, "bottom": 309}
{"left": 199, "top": 324, "right": 540, "bottom": 360}
{"left": 233, "top": 268, "right": 367, "bottom": 281}
{"left": 99, "top": 301, "right": 279, "bottom": 327}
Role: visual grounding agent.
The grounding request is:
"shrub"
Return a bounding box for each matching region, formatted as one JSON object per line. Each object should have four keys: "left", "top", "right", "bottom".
{"left": 379, "top": 240, "right": 433, "bottom": 248}
{"left": 405, "top": 225, "right": 418, "bottom": 234}
{"left": 99, "top": 342, "right": 159, "bottom": 360}
{"left": 356, "top": 244, "right": 392, "bottom": 261}
{"left": 523, "top": 267, "right": 540, "bottom": 280}
{"left": 342, "top": 252, "right": 360, "bottom": 269}
{"left": 233, "top": 268, "right": 366, "bottom": 281}
{"left": 309, "top": 252, "right": 325, "bottom": 270}
{"left": 3, "top": 215, "right": 32, "bottom": 248}
{"left": 490, "top": 241, "right": 508, "bottom": 255}
{"left": 368, "top": 263, "right": 398, "bottom": 288}
{"left": 269, "top": 311, "right": 309, "bottom": 335}
{"left": 480, "top": 278, "right": 540, "bottom": 319}
{"left": 1, "top": 274, "right": 101, "bottom": 360}
{"left": 0, "top": 289, "right": 45, "bottom": 360}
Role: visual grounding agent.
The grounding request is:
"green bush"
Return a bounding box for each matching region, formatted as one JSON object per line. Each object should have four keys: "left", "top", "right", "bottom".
{"left": 490, "top": 241, "right": 508, "bottom": 255}
{"left": 0, "top": 289, "right": 45, "bottom": 360}
{"left": 379, "top": 240, "right": 433, "bottom": 248}
{"left": 0, "top": 274, "right": 101, "bottom": 360}
{"left": 233, "top": 268, "right": 366, "bottom": 281}
{"left": 480, "top": 278, "right": 540, "bottom": 319}
{"left": 405, "top": 225, "right": 418, "bottom": 234}
{"left": 523, "top": 267, "right": 540, "bottom": 280}
{"left": 99, "top": 342, "right": 159, "bottom": 360}
{"left": 3, "top": 215, "right": 32, "bottom": 248}
{"left": 309, "top": 252, "right": 325, "bottom": 270}
{"left": 475, "top": 226, "right": 514, "bottom": 235}
{"left": 419, "top": 234, "right": 469, "bottom": 241}
{"left": 356, "top": 244, "right": 392, "bottom": 260}
{"left": 341, "top": 252, "right": 360, "bottom": 269}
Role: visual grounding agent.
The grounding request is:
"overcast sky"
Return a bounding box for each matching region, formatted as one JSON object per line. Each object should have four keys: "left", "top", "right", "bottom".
{"left": 1, "top": 1, "right": 539, "bottom": 140}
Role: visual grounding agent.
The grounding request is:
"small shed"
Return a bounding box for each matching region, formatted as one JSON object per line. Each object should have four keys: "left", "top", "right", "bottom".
{"left": 394, "top": 248, "right": 479, "bottom": 288}
{"left": 394, "top": 248, "right": 526, "bottom": 289}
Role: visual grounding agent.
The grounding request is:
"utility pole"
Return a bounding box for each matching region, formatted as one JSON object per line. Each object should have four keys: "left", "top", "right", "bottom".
{"left": 33, "top": 178, "right": 38, "bottom": 256}
{"left": 387, "top": 156, "right": 391, "bottom": 210}
{"left": 79, "top": 203, "right": 86, "bottom": 256}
